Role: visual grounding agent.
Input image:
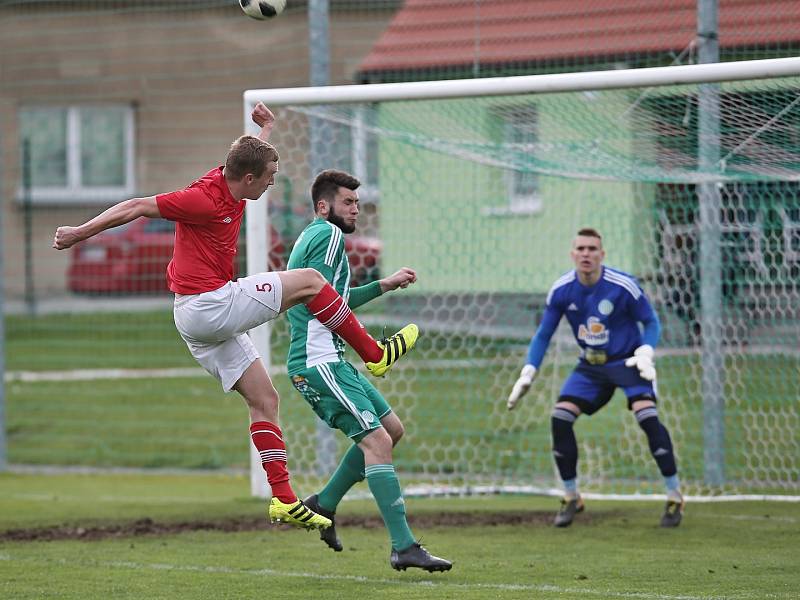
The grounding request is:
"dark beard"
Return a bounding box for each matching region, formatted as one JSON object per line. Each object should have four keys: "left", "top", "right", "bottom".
{"left": 327, "top": 208, "right": 355, "bottom": 233}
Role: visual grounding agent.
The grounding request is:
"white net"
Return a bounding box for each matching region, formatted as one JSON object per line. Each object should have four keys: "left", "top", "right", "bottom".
{"left": 252, "top": 62, "right": 800, "bottom": 498}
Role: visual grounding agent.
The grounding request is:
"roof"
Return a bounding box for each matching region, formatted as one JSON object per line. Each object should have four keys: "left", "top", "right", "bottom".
{"left": 358, "top": 0, "right": 800, "bottom": 77}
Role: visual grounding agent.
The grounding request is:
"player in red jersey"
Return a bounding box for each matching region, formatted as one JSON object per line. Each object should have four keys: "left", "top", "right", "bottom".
{"left": 52, "top": 103, "right": 418, "bottom": 530}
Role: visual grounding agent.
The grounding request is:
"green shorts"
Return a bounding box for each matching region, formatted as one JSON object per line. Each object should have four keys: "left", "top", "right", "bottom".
{"left": 289, "top": 361, "right": 391, "bottom": 442}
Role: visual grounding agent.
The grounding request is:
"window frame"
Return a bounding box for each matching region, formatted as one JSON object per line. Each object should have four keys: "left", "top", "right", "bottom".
{"left": 483, "top": 103, "right": 543, "bottom": 217}
{"left": 17, "top": 104, "right": 136, "bottom": 205}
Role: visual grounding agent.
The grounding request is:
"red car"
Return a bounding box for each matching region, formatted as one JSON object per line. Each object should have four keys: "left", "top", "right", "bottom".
{"left": 68, "top": 217, "right": 381, "bottom": 294}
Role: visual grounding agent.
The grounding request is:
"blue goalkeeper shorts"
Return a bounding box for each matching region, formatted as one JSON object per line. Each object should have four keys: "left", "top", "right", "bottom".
{"left": 559, "top": 358, "right": 656, "bottom": 415}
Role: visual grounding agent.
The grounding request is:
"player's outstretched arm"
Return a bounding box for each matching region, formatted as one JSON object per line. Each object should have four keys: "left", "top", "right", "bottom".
{"left": 53, "top": 196, "right": 161, "bottom": 250}
{"left": 251, "top": 102, "right": 275, "bottom": 142}
{"left": 506, "top": 305, "right": 561, "bottom": 411}
{"left": 379, "top": 267, "right": 417, "bottom": 293}
{"left": 507, "top": 364, "right": 538, "bottom": 410}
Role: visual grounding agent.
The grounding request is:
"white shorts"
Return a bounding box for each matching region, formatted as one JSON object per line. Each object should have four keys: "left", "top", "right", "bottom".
{"left": 173, "top": 272, "right": 283, "bottom": 392}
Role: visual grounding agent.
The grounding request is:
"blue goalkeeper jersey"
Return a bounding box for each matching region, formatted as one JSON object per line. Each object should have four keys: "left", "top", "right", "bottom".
{"left": 526, "top": 266, "right": 660, "bottom": 368}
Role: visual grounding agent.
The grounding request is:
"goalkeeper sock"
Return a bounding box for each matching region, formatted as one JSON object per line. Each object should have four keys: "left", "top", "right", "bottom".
{"left": 306, "top": 283, "right": 382, "bottom": 363}
{"left": 318, "top": 444, "right": 366, "bottom": 512}
{"left": 551, "top": 407, "right": 580, "bottom": 482}
{"left": 634, "top": 407, "right": 677, "bottom": 477}
{"left": 250, "top": 421, "right": 296, "bottom": 503}
{"left": 365, "top": 464, "right": 415, "bottom": 551}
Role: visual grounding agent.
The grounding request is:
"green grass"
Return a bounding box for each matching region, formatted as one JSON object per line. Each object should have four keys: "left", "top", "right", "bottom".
{"left": 1, "top": 473, "right": 797, "bottom": 599}
{"left": 6, "top": 310, "right": 799, "bottom": 493}
{"left": 6, "top": 310, "right": 193, "bottom": 371}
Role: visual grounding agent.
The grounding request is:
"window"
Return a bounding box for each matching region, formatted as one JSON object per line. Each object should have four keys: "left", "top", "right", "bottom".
{"left": 484, "top": 104, "right": 542, "bottom": 216}
{"left": 18, "top": 104, "right": 135, "bottom": 204}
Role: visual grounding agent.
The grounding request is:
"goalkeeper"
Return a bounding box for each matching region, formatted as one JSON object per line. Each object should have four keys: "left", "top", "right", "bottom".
{"left": 285, "top": 169, "right": 451, "bottom": 573}
{"left": 507, "top": 227, "right": 684, "bottom": 528}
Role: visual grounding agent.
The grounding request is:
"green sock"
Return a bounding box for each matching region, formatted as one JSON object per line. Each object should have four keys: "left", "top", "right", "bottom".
{"left": 365, "top": 464, "right": 415, "bottom": 551}
{"left": 318, "top": 444, "right": 365, "bottom": 512}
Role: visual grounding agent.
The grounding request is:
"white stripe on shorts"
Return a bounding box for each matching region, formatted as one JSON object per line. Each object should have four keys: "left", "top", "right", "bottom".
{"left": 316, "top": 363, "right": 370, "bottom": 430}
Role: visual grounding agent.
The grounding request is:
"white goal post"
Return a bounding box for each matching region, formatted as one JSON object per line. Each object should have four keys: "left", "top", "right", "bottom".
{"left": 244, "top": 57, "right": 800, "bottom": 501}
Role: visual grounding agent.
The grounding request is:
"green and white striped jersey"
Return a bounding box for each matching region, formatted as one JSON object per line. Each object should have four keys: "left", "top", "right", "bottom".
{"left": 286, "top": 218, "right": 351, "bottom": 374}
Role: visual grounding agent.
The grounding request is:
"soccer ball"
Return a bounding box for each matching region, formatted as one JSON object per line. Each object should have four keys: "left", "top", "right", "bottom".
{"left": 239, "top": 0, "right": 286, "bottom": 20}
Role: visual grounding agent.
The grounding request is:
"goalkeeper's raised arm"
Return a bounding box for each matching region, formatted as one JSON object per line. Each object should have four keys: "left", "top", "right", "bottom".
{"left": 507, "top": 227, "right": 684, "bottom": 530}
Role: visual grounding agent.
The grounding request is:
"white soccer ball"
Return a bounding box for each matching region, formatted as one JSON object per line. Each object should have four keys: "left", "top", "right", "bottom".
{"left": 239, "top": 0, "right": 286, "bottom": 20}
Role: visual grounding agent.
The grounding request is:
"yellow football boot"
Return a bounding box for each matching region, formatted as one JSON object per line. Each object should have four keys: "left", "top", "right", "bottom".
{"left": 268, "top": 497, "right": 332, "bottom": 531}
{"left": 365, "top": 323, "right": 419, "bottom": 377}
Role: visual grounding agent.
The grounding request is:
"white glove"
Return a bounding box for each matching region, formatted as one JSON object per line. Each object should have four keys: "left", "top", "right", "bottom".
{"left": 507, "top": 364, "right": 538, "bottom": 410}
{"left": 625, "top": 344, "right": 656, "bottom": 381}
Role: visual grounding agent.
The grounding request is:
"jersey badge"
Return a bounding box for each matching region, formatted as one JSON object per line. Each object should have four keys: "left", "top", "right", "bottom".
{"left": 291, "top": 375, "right": 320, "bottom": 404}
{"left": 567, "top": 303, "right": 579, "bottom": 311}
{"left": 598, "top": 299, "right": 614, "bottom": 315}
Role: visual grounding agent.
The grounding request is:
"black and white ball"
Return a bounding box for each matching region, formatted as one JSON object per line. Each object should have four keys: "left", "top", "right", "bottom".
{"left": 239, "top": 0, "right": 286, "bottom": 20}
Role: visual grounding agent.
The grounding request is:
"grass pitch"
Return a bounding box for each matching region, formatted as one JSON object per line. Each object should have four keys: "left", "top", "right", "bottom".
{"left": 1, "top": 472, "right": 798, "bottom": 600}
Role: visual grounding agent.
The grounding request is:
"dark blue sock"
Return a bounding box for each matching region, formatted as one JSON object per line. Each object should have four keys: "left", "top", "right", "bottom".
{"left": 551, "top": 407, "right": 579, "bottom": 482}
{"left": 635, "top": 406, "right": 677, "bottom": 477}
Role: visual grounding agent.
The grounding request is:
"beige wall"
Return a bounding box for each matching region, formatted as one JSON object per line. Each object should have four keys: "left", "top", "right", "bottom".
{"left": 0, "top": 4, "right": 392, "bottom": 299}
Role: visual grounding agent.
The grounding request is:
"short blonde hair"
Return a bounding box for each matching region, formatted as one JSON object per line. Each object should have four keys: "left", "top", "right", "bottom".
{"left": 225, "top": 135, "right": 279, "bottom": 181}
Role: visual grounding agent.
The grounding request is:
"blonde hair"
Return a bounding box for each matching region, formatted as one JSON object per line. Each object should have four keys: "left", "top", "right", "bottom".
{"left": 225, "top": 135, "right": 279, "bottom": 181}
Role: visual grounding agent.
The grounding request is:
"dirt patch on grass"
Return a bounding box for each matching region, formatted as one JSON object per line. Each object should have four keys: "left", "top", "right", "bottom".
{"left": 0, "top": 510, "right": 611, "bottom": 543}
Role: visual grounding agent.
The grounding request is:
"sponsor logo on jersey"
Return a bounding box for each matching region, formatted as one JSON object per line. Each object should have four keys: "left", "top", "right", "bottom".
{"left": 598, "top": 299, "right": 614, "bottom": 315}
{"left": 578, "top": 316, "right": 609, "bottom": 346}
{"left": 222, "top": 216, "right": 232, "bottom": 223}
{"left": 567, "top": 303, "right": 579, "bottom": 311}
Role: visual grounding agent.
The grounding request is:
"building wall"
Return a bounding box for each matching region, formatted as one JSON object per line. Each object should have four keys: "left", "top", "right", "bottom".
{"left": 377, "top": 94, "right": 641, "bottom": 296}
{"left": 0, "top": 3, "right": 394, "bottom": 299}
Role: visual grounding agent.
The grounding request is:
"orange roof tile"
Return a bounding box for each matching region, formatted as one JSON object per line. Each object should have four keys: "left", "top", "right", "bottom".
{"left": 359, "top": 0, "right": 800, "bottom": 75}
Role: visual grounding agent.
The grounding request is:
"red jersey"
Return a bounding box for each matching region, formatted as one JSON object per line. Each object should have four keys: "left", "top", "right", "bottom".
{"left": 156, "top": 167, "right": 245, "bottom": 294}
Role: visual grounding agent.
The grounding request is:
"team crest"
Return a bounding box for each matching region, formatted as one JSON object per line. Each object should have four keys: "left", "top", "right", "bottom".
{"left": 292, "top": 375, "right": 320, "bottom": 403}
{"left": 598, "top": 299, "right": 614, "bottom": 315}
{"left": 360, "top": 410, "right": 376, "bottom": 424}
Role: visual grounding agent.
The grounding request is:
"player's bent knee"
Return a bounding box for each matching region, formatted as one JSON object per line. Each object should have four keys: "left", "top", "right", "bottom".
{"left": 389, "top": 422, "right": 404, "bottom": 445}
{"left": 381, "top": 413, "right": 404, "bottom": 445}
{"left": 555, "top": 400, "right": 582, "bottom": 416}
{"left": 278, "top": 268, "right": 326, "bottom": 308}
{"left": 630, "top": 396, "right": 656, "bottom": 412}
{"left": 358, "top": 427, "right": 393, "bottom": 463}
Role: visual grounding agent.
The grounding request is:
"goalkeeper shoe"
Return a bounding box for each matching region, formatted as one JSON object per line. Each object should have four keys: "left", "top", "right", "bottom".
{"left": 390, "top": 543, "right": 452, "bottom": 572}
{"left": 365, "top": 324, "right": 419, "bottom": 377}
{"left": 268, "top": 497, "right": 331, "bottom": 531}
{"left": 303, "top": 494, "right": 343, "bottom": 552}
{"left": 660, "top": 494, "right": 685, "bottom": 528}
{"left": 553, "top": 495, "right": 584, "bottom": 528}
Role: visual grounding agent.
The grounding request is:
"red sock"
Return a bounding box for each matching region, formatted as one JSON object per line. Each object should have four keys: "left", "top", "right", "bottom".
{"left": 306, "top": 282, "right": 382, "bottom": 363}
{"left": 250, "top": 421, "right": 296, "bottom": 503}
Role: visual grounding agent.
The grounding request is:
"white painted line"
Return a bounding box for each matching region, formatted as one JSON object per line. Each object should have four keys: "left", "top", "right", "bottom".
{"left": 0, "top": 554, "right": 777, "bottom": 600}
{"left": 4, "top": 358, "right": 510, "bottom": 383}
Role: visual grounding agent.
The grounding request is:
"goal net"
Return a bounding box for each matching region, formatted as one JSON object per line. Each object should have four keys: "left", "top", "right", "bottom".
{"left": 245, "top": 58, "right": 800, "bottom": 499}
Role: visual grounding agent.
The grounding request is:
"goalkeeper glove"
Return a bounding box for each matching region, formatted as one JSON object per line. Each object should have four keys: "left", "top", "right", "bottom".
{"left": 507, "top": 364, "right": 538, "bottom": 411}
{"left": 625, "top": 344, "right": 656, "bottom": 381}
